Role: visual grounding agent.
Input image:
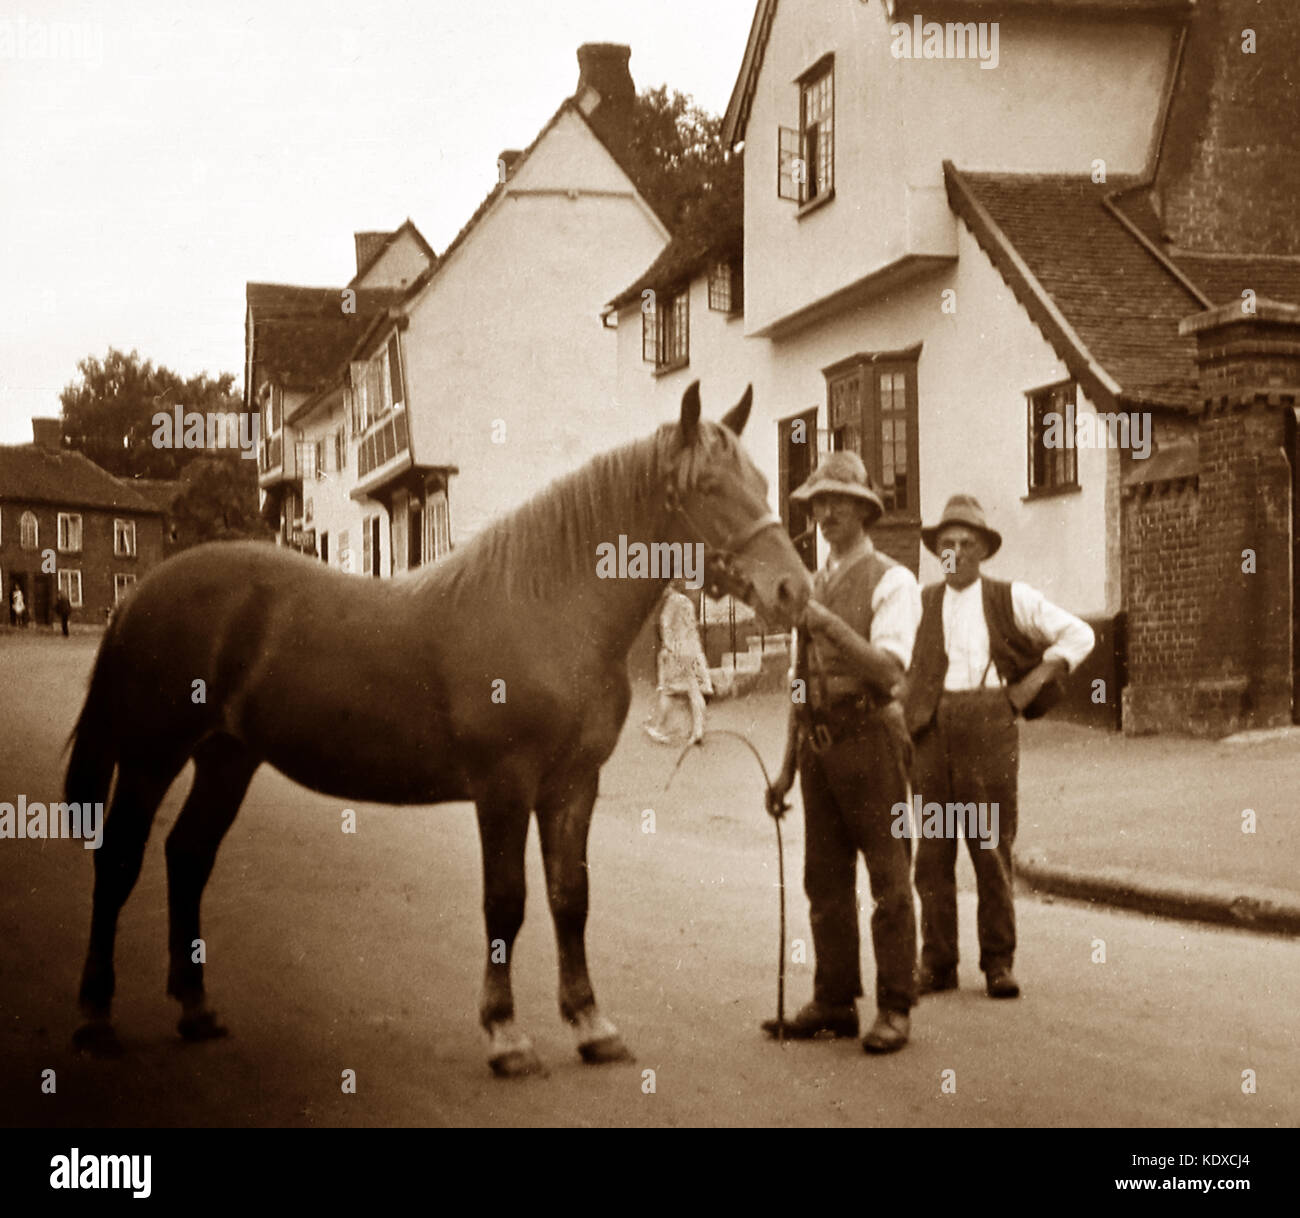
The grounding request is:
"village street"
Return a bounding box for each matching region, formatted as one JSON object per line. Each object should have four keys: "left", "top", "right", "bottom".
{"left": 1, "top": 632, "right": 1297, "bottom": 1128}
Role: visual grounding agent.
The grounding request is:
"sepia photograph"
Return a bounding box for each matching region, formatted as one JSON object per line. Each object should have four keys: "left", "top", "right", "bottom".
{"left": 1, "top": 0, "right": 1296, "bottom": 1190}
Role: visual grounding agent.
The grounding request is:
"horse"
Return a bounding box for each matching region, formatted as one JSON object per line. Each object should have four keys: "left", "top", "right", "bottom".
{"left": 65, "top": 381, "right": 812, "bottom": 1076}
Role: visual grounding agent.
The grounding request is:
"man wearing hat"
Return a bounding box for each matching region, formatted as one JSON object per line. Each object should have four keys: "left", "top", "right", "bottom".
{"left": 762, "top": 451, "right": 921, "bottom": 1054}
{"left": 904, "top": 495, "right": 1094, "bottom": 999}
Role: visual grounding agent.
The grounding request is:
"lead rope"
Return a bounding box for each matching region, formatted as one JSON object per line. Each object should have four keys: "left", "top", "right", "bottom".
{"left": 664, "top": 727, "right": 787, "bottom": 1047}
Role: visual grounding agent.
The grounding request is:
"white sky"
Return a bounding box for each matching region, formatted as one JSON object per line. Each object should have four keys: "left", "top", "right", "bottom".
{"left": 0, "top": 0, "right": 758, "bottom": 444}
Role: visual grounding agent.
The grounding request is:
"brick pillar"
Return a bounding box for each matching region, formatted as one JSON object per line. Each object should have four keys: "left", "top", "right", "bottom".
{"left": 1180, "top": 299, "right": 1300, "bottom": 734}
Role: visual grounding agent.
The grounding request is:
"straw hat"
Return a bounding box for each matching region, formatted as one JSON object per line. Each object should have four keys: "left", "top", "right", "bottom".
{"left": 790, "top": 451, "right": 885, "bottom": 527}
{"left": 921, "top": 494, "right": 1002, "bottom": 558}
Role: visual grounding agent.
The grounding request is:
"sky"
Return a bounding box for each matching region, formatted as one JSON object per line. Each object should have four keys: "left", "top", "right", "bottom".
{"left": 0, "top": 0, "right": 759, "bottom": 444}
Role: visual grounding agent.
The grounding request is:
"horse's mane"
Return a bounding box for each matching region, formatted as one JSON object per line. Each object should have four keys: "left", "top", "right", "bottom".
{"left": 418, "top": 419, "right": 741, "bottom": 603}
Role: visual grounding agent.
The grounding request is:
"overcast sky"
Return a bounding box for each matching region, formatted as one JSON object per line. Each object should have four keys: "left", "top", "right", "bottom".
{"left": 0, "top": 0, "right": 758, "bottom": 444}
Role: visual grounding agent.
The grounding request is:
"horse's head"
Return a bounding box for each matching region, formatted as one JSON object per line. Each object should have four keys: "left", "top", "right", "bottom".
{"left": 661, "top": 381, "right": 811, "bottom": 631}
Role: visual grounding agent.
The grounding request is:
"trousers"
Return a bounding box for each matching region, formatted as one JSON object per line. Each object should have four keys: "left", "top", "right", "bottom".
{"left": 912, "top": 688, "right": 1019, "bottom": 975}
{"left": 798, "top": 709, "right": 917, "bottom": 1014}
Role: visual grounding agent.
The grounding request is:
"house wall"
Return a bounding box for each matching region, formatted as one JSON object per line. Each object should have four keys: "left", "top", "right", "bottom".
{"left": 401, "top": 107, "right": 668, "bottom": 544}
{"left": 742, "top": 2, "right": 1174, "bottom": 333}
{"left": 0, "top": 502, "right": 163, "bottom": 624}
{"left": 354, "top": 231, "right": 433, "bottom": 290}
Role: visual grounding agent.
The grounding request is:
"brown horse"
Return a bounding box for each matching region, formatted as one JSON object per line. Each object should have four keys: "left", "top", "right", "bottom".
{"left": 66, "top": 382, "right": 811, "bottom": 1075}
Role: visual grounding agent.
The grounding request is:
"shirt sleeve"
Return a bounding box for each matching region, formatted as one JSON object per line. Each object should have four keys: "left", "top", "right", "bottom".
{"left": 1010, "top": 581, "right": 1095, "bottom": 673}
{"left": 870, "top": 565, "right": 923, "bottom": 671}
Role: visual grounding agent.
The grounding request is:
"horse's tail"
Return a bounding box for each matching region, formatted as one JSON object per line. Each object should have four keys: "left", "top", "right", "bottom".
{"left": 64, "top": 621, "right": 124, "bottom": 810}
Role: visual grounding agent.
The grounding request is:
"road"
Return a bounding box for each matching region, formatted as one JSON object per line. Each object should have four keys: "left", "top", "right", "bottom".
{"left": 1, "top": 633, "right": 1297, "bottom": 1127}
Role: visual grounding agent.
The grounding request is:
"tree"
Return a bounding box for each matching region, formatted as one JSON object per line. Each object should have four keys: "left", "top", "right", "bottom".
{"left": 59, "top": 347, "right": 249, "bottom": 480}
{"left": 169, "top": 455, "right": 271, "bottom": 547}
{"left": 625, "top": 86, "right": 731, "bottom": 233}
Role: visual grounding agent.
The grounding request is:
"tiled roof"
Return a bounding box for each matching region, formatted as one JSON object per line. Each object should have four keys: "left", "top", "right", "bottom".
{"left": 607, "top": 158, "right": 743, "bottom": 310}
{"left": 947, "top": 166, "right": 1206, "bottom": 411}
{"left": 0, "top": 445, "right": 163, "bottom": 514}
{"left": 1170, "top": 254, "right": 1300, "bottom": 308}
{"left": 246, "top": 283, "right": 405, "bottom": 393}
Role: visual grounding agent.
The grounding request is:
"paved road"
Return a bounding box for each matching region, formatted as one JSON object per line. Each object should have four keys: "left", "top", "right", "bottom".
{"left": 2, "top": 634, "right": 1297, "bottom": 1126}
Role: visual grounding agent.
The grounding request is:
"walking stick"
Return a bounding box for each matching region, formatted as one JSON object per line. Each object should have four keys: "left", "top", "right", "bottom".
{"left": 665, "top": 727, "right": 787, "bottom": 1046}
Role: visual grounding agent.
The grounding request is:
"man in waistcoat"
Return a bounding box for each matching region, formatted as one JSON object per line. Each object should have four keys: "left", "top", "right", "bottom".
{"left": 904, "top": 495, "right": 1094, "bottom": 999}
{"left": 762, "top": 452, "right": 921, "bottom": 1053}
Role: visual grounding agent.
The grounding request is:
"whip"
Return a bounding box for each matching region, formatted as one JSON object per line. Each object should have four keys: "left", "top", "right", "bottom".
{"left": 664, "top": 727, "right": 787, "bottom": 1046}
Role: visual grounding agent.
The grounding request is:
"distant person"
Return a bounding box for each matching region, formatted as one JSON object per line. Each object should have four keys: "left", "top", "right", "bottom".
{"left": 11, "top": 585, "right": 26, "bottom": 628}
{"left": 904, "top": 495, "right": 1095, "bottom": 1001}
{"left": 55, "top": 589, "right": 72, "bottom": 637}
{"left": 644, "top": 579, "right": 712, "bottom": 746}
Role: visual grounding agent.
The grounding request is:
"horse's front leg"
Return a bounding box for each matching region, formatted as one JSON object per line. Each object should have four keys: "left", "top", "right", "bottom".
{"left": 474, "top": 797, "right": 544, "bottom": 1078}
{"left": 537, "top": 769, "right": 633, "bottom": 1065}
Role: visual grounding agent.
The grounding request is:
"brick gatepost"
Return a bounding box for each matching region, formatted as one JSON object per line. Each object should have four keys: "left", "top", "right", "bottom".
{"left": 1181, "top": 299, "right": 1300, "bottom": 735}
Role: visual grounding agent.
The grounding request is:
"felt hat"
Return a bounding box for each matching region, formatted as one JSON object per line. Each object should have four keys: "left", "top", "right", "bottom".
{"left": 921, "top": 494, "right": 1002, "bottom": 558}
{"left": 789, "top": 451, "right": 885, "bottom": 527}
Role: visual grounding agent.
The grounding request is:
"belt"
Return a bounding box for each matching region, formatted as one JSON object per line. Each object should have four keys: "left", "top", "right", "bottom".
{"left": 803, "top": 693, "right": 902, "bottom": 755}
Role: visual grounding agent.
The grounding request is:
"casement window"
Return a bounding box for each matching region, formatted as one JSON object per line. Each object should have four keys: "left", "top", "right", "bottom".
{"left": 58, "top": 569, "right": 82, "bottom": 608}
{"left": 351, "top": 334, "right": 406, "bottom": 434}
{"left": 708, "top": 259, "right": 743, "bottom": 315}
{"left": 822, "top": 352, "right": 920, "bottom": 516}
{"left": 1028, "top": 380, "right": 1079, "bottom": 493}
{"left": 429, "top": 489, "right": 451, "bottom": 561}
{"left": 334, "top": 426, "right": 346, "bottom": 472}
{"left": 113, "top": 573, "right": 136, "bottom": 604}
{"left": 779, "top": 56, "right": 834, "bottom": 205}
{"left": 297, "top": 441, "right": 317, "bottom": 481}
{"left": 779, "top": 409, "right": 820, "bottom": 571}
{"left": 114, "top": 518, "right": 137, "bottom": 558}
{"left": 642, "top": 289, "right": 689, "bottom": 372}
{"left": 20, "top": 510, "right": 39, "bottom": 550}
{"left": 57, "top": 512, "right": 82, "bottom": 553}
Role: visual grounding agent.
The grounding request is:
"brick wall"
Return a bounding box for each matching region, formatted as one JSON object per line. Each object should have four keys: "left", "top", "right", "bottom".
{"left": 1156, "top": 0, "right": 1300, "bottom": 255}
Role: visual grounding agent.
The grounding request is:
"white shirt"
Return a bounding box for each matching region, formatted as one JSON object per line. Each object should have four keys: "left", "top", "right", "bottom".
{"left": 941, "top": 577, "right": 1095, "bottom": 692}
{"left": 819, "top": 538, "right": 922, "bottom": 671}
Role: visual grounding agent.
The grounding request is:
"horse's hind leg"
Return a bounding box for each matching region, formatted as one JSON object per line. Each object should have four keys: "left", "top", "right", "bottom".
{"left": 537, "top": 769, "right": 633, "bottom": 1065}
{"left": 164, "top": 734, "right": 258, "bottom": 1042}
{"left": 475, "top": 795, "right": 544, "bottom": 1077}
{"left": 75, "top": 760, "right": 179, "bottom": 1056}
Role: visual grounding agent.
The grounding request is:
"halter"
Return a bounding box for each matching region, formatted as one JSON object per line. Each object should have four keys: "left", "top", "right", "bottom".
{"left": 664, "top": 482, "right": 786, "bottom": 602}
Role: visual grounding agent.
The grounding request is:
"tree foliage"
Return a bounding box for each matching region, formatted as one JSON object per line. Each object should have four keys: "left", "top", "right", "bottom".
{"left": 59, "top": 347, "right": 247, "bottom": 480}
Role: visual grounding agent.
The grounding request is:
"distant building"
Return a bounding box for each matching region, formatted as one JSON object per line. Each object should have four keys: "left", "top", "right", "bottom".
{"left": 0, "top": 418, "right": 165, "bottom": 625}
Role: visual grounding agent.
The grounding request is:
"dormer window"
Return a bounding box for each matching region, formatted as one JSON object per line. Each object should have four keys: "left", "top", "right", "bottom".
{"left": 779, "top": 56, "right": 835, "bottom": 207}
{"left": 708, "top": 259, "right": 743, "bottom": 315}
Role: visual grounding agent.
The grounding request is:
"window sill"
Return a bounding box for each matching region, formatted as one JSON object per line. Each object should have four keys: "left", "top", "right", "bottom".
{"left": 1021, "top": 484, "right": 1081, "bottom": 503}
{"left": 652, "top": 358, "right": 690, "bottom": 378}
{"left": 797, "top": 188, "right": 835, "bottom": 220}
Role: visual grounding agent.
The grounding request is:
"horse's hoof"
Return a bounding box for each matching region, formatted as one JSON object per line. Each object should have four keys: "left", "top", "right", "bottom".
{"left": 578, "top": 1035, "right": 634, "bottom": 1065}
{"left": 489, "top": 1048, "right": 547, "bottom": 1078}
{"left": 73, "top": 1023, "right": 123, "bottom": 1058}
{"left": 178, "top": 1010, "right": 229, "bottom": 1042}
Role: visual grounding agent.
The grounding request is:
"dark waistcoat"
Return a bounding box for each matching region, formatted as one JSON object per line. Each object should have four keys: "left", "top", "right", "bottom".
{"left": 800, "top": 549, "right": 899, "bottom": 701}
{"left": 903, "top": 577, "right": 1047, "bottom": 734}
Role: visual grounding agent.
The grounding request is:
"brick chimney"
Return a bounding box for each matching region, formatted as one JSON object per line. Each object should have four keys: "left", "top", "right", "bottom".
{"left": 1155, "top": 0, "right": 1300, "bottom": 254}
{"left": 497, "top": 149, "right": 522, "bottom": 181}
{"left": 31, "top": 417, "right": 61, "bottom": 451}
{"left": 575, "top": 43, "right": 635, "bottom": 151}
{"left": 353, "top": 231, "right": 392, "bottom": 275}
{"left": 1181, "top": 298, "right": 1300, "bottom": 734}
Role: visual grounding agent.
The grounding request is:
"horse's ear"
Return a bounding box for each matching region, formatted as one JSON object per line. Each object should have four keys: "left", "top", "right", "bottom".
{"left": 679, "top": 381, "right": 702, "bottom": 447}
{"left": 720, "top": 385, "right": 753, "bottom": 438}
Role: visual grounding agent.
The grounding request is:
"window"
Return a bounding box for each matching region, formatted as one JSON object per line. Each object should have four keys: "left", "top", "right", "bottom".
{"left": 708, "top": 260, "right": 743, "bottom": 315}
{"left": 57, "top": 512, "right": 82, "bottom": 553}
{"left": 429, "top": 490, "right": 451, "bottom": 561}
{"left": 113, "top": 573, "right": 136, "bottom": 604}
{"left": 114, "top": 518, "right": 137, "bottom": 557}
{"left": 822, "top": 352, "right": 920, "bottom": 515}
{"left": 20, "top": 510, "right": 38, "bottom": 550}
{"left": 267, "top": 385, "right": 281, "bottom": 434}
{"left": 642, "top": 289, "right": 689, "bottom": 372}
{"left": 387, "top": 333, "right": 405, "bottom": 409}
{"left": 297, "top": 440, "right": 317, "bottom": 481}
{"left": 334, "top": 427, "right": 346, "bottom": 472}
{"left": 779, "top": 57, "right": 834, "bottom": 205}
{"left": 1028, "top": 381, "right": 1079, "bottom": 493}
{"left": 58, "top": 569, "right": 82, "bottom": 608}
